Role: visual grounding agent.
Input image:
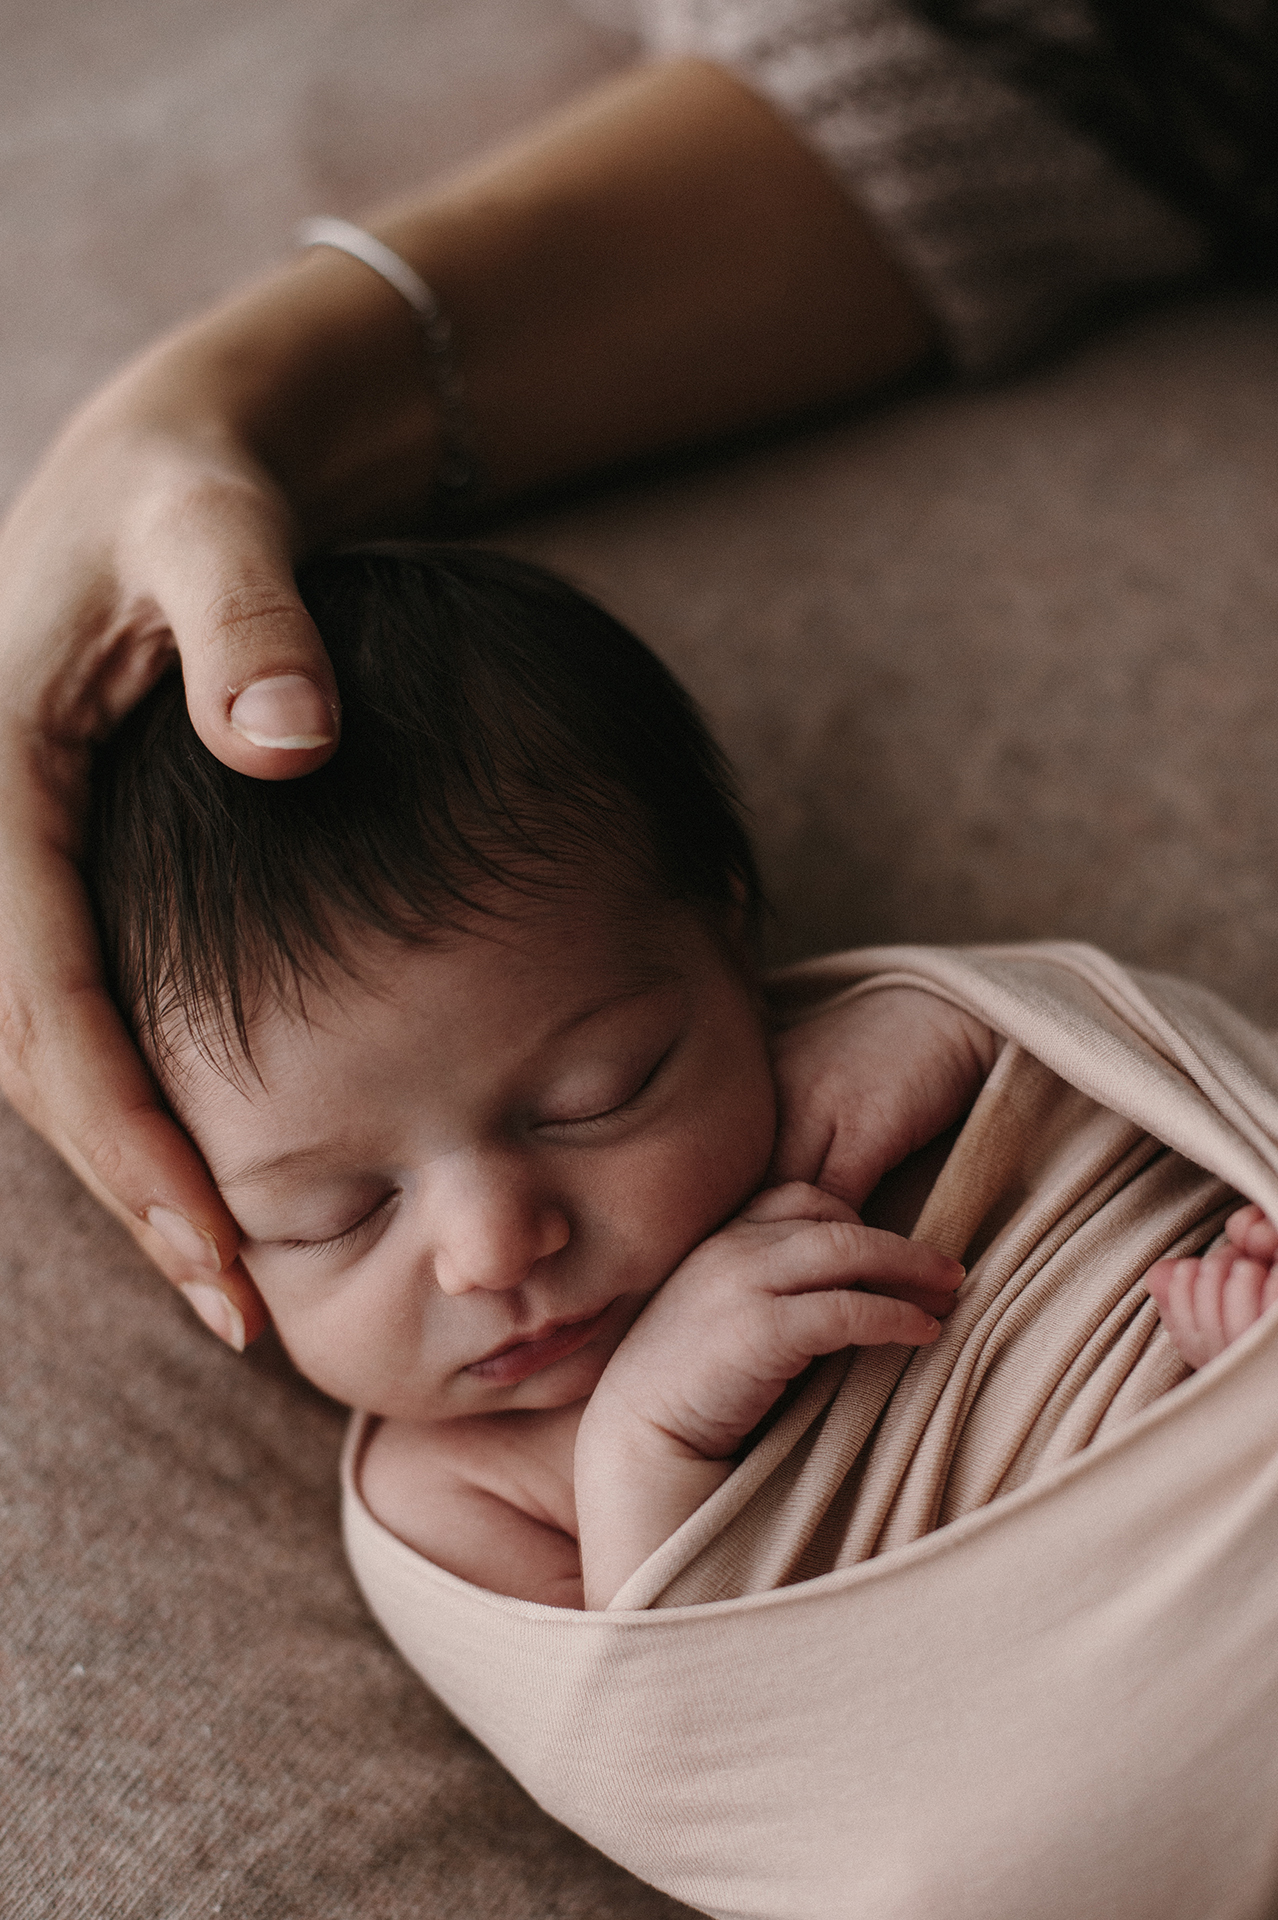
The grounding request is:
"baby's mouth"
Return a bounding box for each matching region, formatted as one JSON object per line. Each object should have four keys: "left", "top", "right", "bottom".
{"left": 464, "top": 1303, "right": 616, "bottom": 1386}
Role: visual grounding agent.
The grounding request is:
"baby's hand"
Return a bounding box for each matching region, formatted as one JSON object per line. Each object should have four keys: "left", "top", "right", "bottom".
{"left": 1145, "top": 1204, "right": 1278, "bottom": 1370}
{"left": 770, "top": 986, "right": 997, "bottom": 1212}
{"left": 599, "top": 1182, "right": 961, "bottom": 1460}
{"left": 574, "top": 1184, "right": 963, "bottom": 1604}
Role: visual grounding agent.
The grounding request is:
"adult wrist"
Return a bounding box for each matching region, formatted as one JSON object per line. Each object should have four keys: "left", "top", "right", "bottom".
{"left": 88, "top": 245, "right": 455, "bottom": 551}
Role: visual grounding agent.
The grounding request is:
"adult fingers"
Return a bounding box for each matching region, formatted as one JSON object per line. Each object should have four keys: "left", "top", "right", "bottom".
{"left": 859, "top": 1276, "right": 962, "bottom": 1319}
{"left": 0, "top": 828, "right": 267, "bottom": 1347}
{"left": 7, "top": 982, "right": 268, "bottom": 1348}
{"left": 134, "top": 471, "right": 340, "bottom": 780}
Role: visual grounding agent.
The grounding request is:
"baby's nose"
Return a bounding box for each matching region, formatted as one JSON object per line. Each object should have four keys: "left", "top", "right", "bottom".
{"left": 430, "top": 1162, "right": 570, "bottom": 1296}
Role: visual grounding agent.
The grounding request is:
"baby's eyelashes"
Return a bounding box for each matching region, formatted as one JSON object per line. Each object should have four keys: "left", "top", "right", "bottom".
{"left": 532, "top": 1036, "right": 680, "bottom": 1135}
{"left": 276, "top": 1189, "right": 401, "bottom": 1258}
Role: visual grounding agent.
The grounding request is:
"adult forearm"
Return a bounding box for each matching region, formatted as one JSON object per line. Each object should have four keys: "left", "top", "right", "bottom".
{"left": 99, "top": 58, "right": 933, "bottom": 542}
{"left": 376, "top": 57, "right": 934, "bottom": 497}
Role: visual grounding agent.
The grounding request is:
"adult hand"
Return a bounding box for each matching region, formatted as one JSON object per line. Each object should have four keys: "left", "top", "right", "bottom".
{"left": 0, "top": 369, "right": 342, "bottom": 1348}
{"left": 0, "top": 55, "right": 932, "bottom": 1348}
{"left": 769, "top": 986, "right": 998, "bottom": 1212}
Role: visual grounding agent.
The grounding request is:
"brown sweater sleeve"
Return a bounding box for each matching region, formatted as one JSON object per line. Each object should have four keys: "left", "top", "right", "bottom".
{"left": 635, "top": 0, "right": 1210, "bottom": 373}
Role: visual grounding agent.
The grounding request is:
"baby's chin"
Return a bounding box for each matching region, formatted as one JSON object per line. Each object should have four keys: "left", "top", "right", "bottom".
{"left": 364, "top": 1354, "right": 611, "bottom": 1425}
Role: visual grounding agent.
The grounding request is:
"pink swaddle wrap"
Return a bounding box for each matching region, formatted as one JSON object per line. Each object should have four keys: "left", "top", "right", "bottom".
{"left": 343, "top": 945, "right": 1278, "bottom": 1920}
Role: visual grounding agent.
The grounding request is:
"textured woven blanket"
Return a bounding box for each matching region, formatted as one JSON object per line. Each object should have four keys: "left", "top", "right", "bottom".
{"left": 342, "top": 945, "right": 1278, "bottom": 1920}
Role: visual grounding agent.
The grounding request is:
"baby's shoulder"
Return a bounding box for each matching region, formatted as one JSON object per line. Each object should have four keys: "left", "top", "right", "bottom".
{"left": 359, "top": 1405, "right": 584, "bottom": 1604}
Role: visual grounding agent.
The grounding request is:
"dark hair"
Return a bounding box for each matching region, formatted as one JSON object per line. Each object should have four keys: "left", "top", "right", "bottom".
{"left": 87, "top": 546, "right": 761, "bottom": 1070}
{"left": 917, "top": 0, "right": 1278, "bottom": 276}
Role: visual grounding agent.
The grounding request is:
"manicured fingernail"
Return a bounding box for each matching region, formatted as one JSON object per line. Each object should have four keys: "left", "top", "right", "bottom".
{"left": 180, "top": 1283, "right": 246, "bottom": 1353}
{"left": 146, "top": 1205, "right": 222, "bottom": 1271}
{"left": 229, "top": 674, "right": 336, "bottom": 749}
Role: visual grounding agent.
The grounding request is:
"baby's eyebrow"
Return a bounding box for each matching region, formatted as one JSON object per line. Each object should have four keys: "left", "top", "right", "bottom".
{"left": 211, "top": 965, "right": 686, "bottom": 1191}
{"left": 543, "top": 967, "right": 684, "bottom": 1042}
{"left": 212, "top": 1141, "right": 346, "bottom": 1192}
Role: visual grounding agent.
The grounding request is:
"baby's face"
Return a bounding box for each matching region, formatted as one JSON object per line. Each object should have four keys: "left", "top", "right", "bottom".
{"left": 166, "top": 895, "right": 776, "bottom": 1421}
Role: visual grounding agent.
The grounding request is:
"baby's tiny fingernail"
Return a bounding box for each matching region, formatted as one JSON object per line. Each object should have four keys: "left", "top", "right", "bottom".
{"left": 146, "top": 1205, "right": 222, "bottom": 1271}
{"left": 229, "top": 674, "right": 337, "bottom": 749}
{"left": 180, "top": 1283, "right": 246, "bottom": 1353}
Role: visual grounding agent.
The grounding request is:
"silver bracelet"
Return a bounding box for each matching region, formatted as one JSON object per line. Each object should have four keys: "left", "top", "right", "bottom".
{"left": 294, "top": 215, "right": 478, "bottom": 497}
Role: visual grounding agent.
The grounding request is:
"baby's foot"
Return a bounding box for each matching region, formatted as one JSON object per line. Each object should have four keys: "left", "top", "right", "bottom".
{"left": 1145, "top": 1204, "right": 1278, "bottom": 1370}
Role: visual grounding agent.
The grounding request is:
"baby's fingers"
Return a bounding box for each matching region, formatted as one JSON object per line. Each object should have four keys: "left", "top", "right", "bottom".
{"left": 777, "top": 1287, "right": 940, "bottom": 1357}
{"left": 765, "top": 1217, "right": 964, "bottom": 1300}
{"left": 741, "top": 1181, "right": 862, "bottom": 1227}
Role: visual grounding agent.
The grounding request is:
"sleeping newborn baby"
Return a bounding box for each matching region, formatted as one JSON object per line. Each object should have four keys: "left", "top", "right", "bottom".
{"left": 86, "top": 547, "right": 1278, "bottom": 1611}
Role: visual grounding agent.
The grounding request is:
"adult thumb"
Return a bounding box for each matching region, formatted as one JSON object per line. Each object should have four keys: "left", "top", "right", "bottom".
{"left": 143, "top": 478, "right": 340, "bottom": 780}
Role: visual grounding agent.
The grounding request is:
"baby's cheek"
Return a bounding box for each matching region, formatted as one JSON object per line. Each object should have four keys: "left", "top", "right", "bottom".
{"left": 239, "top": 1254, "right": 388, "bottom": 1404}
{"left": 612, "top": 1107, "right": 774, "bottom": 1281}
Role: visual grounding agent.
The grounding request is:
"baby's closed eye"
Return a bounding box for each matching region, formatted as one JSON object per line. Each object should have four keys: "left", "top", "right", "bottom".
{"left": 282, "top": 1189, "right": 401, "bottom": 1257}
{"left": 534, "top": 1037, "right": 678, "bottom": 1133}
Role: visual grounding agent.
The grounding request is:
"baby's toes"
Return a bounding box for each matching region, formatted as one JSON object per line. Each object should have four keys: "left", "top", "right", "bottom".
{"left": 1146, "top": 1253, "right": 1210, "bottom": 1362}
{"left": 1226, "top": 1203, "right": 1278, "bottom": 1260}
{"left": 1245, "top": 1259, "right": 1278, "bottom": 1322}
{"left": 1143, "top": 1256, "right": 1178, "bottom": 1314}
{"left": 1220, "top": 1256, "right": 1270, "bottom": 1348}
{"left": 1189, "top": 1247, "right": 1244, "bottom": 1359}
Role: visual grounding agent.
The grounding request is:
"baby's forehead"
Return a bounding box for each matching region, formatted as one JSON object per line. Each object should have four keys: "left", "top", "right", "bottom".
{"left": 160, "top": 888, "right": 710, "bottom": 1099}
{"left": 163, "top": 895, "right": 746, "bottom": 1202}
{"left": 358, "top": 888, "right": 696, "bottom": 1003}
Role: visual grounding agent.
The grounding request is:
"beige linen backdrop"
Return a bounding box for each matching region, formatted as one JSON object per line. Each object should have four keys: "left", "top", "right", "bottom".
{"left": 344, "top": 944, "right": 1278, "bottom": 1920}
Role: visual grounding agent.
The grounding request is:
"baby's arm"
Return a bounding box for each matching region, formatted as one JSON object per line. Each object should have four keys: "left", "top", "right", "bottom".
{"left": 574, "top": 1183, "right": 964, "bottom": 1609}
{"left": 1145, "top": 1204, "right": 1278, "bottom": 1370}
